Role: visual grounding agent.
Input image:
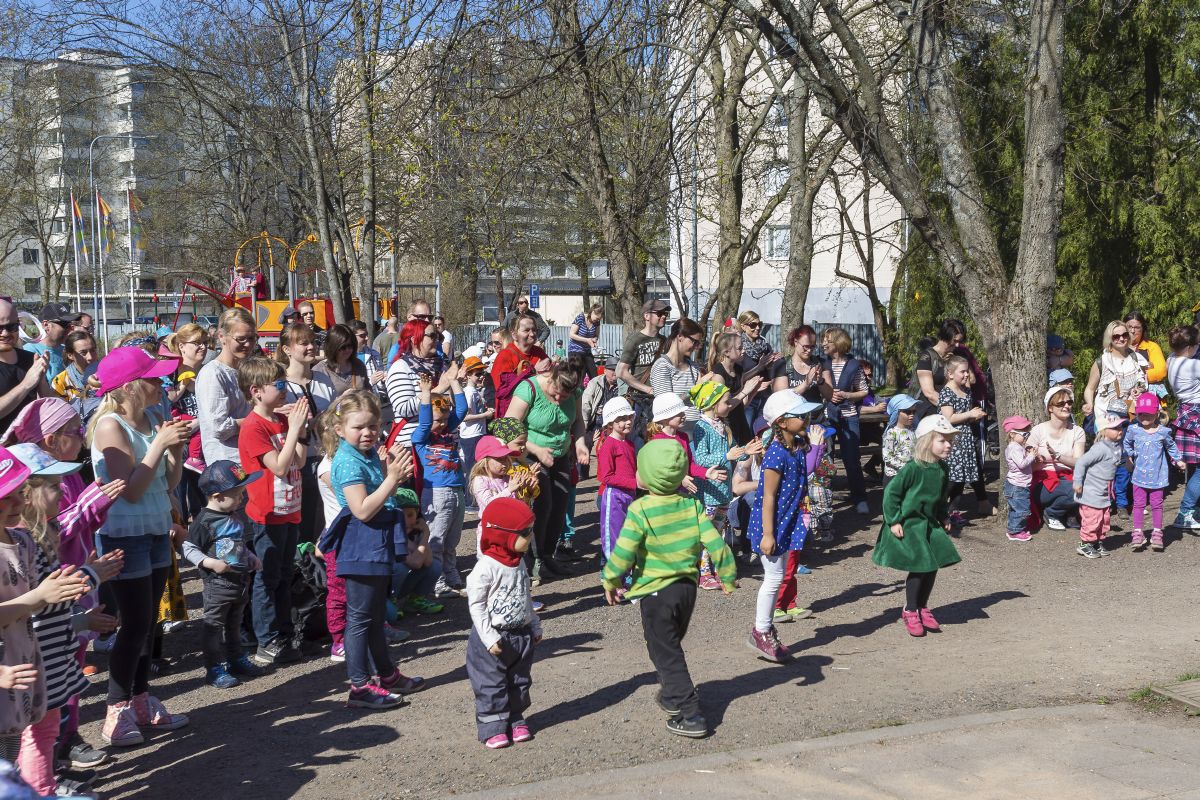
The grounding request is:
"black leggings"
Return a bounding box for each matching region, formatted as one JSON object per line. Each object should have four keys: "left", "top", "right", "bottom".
{"left": 904, "top": 571, "right": 937, "bottom": 611}
{"left": 948, "top": 478, "right": 987, "bottom": 504}
{"left": 107, "top": 567, "right": 169, "bottom": 703}
{"left": 530, "top": 455, "right": 572, "bottom": 566}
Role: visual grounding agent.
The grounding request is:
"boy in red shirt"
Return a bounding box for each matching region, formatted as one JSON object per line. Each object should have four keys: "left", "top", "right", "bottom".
{"left": 237, "top": 356, "right": 309, "bottom": 667}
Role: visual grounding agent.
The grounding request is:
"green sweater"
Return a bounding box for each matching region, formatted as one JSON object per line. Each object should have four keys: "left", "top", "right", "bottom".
{"left": 601, "top": 493, "right": 737, "bottom": 598}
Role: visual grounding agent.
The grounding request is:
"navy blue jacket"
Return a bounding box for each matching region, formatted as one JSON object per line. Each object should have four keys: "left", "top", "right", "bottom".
{"left": 318, "top": 506, "right": 407, "bottom": 577}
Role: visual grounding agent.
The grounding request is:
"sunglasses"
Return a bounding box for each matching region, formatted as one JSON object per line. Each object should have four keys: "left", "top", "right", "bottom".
{"left": 0, "top": 322, "right": 19, "bottom": 334}
{"left": 1111, "top": 333, "right": 1129, "bottom": 341}
{"left": 413, "top": 314, "right": 433, "bottom": 321}
{"left": 230, "top": 335, "right": 256, "bottom": 345}
{"left": 653, "top": 310, "right": 669, "bottom": 317}
{"left": 745, "top": 322, "right": 762, "bottom": 329}
{"left": 1051, "top": 400, "right": 1073, "bottom": 408}
{"left": 272, "top": 379, "right": 288, "bottom": 391}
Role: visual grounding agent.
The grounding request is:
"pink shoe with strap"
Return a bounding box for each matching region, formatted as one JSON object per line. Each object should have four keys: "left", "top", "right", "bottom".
{"left": 484, "top": 733, "right": 511, "bottom": 749}
{"left": 132, "top": 693, "right": 189, "bottom": 731}
{"left": 511, "top": 722, "right": 533, "bottom": 743}
{"left": 918, "top": 607, "right": 941, "bottom": 632}
{"left": 902, "top": 609, "right": 925, "bottom": 637}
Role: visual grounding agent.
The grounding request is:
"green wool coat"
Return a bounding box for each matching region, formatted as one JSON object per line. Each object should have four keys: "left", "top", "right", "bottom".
{"left": 872, "top": 460, "right": 962, "bottom": 573}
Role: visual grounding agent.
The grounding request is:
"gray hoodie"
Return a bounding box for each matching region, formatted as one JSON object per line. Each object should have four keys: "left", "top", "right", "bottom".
{"left": 1073, "top": 435, "right": 1123, "bottom": 508}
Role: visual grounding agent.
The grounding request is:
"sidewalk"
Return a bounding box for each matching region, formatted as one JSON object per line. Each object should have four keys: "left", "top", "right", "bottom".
{"left": 461, "top": 703, "right": 1200, "bottom": 799}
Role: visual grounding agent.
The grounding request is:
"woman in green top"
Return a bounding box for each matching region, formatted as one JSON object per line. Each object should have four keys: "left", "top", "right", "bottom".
{"left": 873, "top": 414, "right": 961, "bottom": 638}
{"left": 505, "top": 362, "right": 588, "bottom": 581}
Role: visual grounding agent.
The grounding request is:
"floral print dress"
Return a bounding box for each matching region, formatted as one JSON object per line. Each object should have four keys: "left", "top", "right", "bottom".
{"left": 938, "top": 386, "right": 980, "bottom": 484}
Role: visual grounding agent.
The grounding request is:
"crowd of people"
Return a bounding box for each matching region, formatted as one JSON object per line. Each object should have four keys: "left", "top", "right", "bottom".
{"left": 0, "top": 291, "right": 1196, "bottom": 796}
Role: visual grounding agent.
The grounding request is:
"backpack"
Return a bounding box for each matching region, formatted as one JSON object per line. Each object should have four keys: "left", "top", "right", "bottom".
{"left": 291, "top": 543, "right": 329, "bottom": 642}
{"left": 494, "top": 364, "right": 536, "bottom": 418}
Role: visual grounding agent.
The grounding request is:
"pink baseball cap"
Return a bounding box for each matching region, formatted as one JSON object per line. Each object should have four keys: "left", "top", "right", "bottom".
{"left": 1134, "top": 392, "right": 1159, "bottom": 415}
{"left": 95, "top": 346, "right": 180, "bottom": 397}
{"left": 0, "top": 446, "right": 31, "bottom": 501}
{"left": 1, "top": 397, "right": 79, "bottom": 445}
{"left": 475, "top": 435, "right": 517, "bottom": 461}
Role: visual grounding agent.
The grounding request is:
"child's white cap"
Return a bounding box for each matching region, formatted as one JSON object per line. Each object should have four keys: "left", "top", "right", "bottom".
{"left": 602, "top": 397, "right": 634, "bottom": 427}
{"left": 651, "top": 394, "right": 688, "bottom": 423}
{"left": 915, "top": 414, "right": 959, "bottom": 439}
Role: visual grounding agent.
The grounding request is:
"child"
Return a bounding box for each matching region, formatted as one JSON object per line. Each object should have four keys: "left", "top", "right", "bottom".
{"left": 731, "top": 416, "right": 769, "bottom": 562}
{"left": 601, "top": 439, "right": 736, "bottom": 739}
{"left": 469, "top": 435, "right": 537, "bottom": 534}
{"left": 236, "top": 356, "right": 308, "bottom": 667}
{"left": 1048, "top": 368, "right": 1074, "bottom": 389}
{"left": 388, "top": 487, "right": 438, "bottom": 625}
{"left": 596, "top": 397, "right": 637, "bottom": 566}
{"left": 1124, "top": 392, "right": 1186, "bottom": 551}
{"left": 882, "top": 395, "right": 918, "bottom": 487}
{"left": 487, "top": 418, "right": 541, "bottom": 506}
{"left": 647, "top": 394, "right": 709, "bottom": 496}
{"left": 314, "top": 414, "right": 348, "bottom": 662}
{"left": 459, "top": 356, "right": 494, "bottom": 514}
{"left": 938, "top": 356, "right": 988, "bottom": 527}
{"left": 413, "top": 365, "right": 468, "bottom": 598}
{"left": 183, "top": 461, "right": 268, "bottom": 688}
{"left": 689, "top": 382, "right": 759, "bottom": 591}
{"left": 465, "top": 498, "right": 541, "bottom": 749}
{"left": 772, "top": 414, "right": 829, "bottom": 626}
{"left": 1002, "top": 416, "right": 1036, "bottom": 542}
{"left": 746, "top": 391, "right": 822, "bottom": 662}
{"left": 873, "top": 414, "right": 962, "bottom": 637}
{"left": 320, "top": 390, "right": 426, "bottom": 709}
{"left": 1073, "top": 410, "right": 1129, "bottom": 558}
{"left": 806, "top": 420, "right": 838, "bottom": 546}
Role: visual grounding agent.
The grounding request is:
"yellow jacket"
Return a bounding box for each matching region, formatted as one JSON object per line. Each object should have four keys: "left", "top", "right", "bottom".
{"left": 1138, "top": 340, "right": 1167, "bottom": 385}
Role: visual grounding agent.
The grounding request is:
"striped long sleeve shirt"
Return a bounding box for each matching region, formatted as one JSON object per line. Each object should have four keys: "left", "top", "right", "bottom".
{"left": 601, "top": 494, "right": 737, "bottom": 599}
{"left": 30, "top": 543, "right": 98, "bottom": 711}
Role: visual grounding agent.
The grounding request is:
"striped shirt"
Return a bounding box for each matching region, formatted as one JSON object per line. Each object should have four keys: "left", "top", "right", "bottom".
{"left": 601, "top": 494, "right": 737, "bottom": 599}
{"left": 384, "top": 355, "right": 439, "bottom": 447}
{"left": 30, "top": 543, "right": 97, "bottom": 711}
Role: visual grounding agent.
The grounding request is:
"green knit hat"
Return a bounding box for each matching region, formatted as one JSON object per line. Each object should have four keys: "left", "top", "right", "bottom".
{"left": 636, "top": 438, "right": 687, "bottom": 496}
{"left": 488, "top": 417, "right": 526, "bottom": 444}
{"left": 394, "top": 487, "right": 420, "bottom": 509}
{"left": 688, "top": 381, "right": 729, "bottom": 412}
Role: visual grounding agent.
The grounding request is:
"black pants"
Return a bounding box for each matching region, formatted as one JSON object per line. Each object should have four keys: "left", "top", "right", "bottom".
{"left": 529, "top": 455, "right": 572, "bottom": 572}
{"left": 639, "top": 580, "right": 700, "bottom": 719}
{"left": 905, "top": 571, "right": 937, "bottom": 611}
{"left": 465, "top": 626, "right": 534, "bottom": 741}
{"left": 343, "top": 573, "right": 393, "bottom": 687}
{"left": 202, "top": 575, "right": 251, "bottom": 668}
{"left": 948, "top": 479, "right": 987, "bottom": 504}
{"left": 298, "top": 455, "right": 325, "bottom": 545}
{"left": 107, "top": 567, "right": 169, "bottom": 703}
{"left": 177, "top": 469, "right": 204, "bottom": 523}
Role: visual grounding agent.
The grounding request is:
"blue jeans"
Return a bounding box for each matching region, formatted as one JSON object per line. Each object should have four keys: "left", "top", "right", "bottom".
{"left": 1003, "top": 481, "right": 1031, "bottom": 534}
{"left": 1181, "top": 464, "right": 1200, "bottom": 516}
{"left": 1034, "top": 481, "right": 1078, "bottom": 523}
{"left": 1113, "top": 465, "right": 1131, "bottom": 510}
{"left": 832, "top": 414, "right": 867, "bottom": 503}
{"left": 344, "top": 574, "right": 393, "bottom": 687}
{"left": 250, "top": 521, "right": 299, "bottom": 647}
{"left": 390, "top": 560, "right": 439, "bottom": 599}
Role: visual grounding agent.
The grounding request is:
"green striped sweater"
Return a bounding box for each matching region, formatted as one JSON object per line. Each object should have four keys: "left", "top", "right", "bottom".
{"left": 601, "top": 494, "right": 737, "bottom": 598}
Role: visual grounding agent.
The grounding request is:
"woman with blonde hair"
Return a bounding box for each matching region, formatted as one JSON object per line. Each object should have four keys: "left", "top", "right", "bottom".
{"left": 821, "top": 326, "right": 871, "bottom": 514}
{"left": 195, "top": 307, "right": 256, "bottom": 465}
{"left": 1082, "top": 319, "right": 1147, "bottom": 519}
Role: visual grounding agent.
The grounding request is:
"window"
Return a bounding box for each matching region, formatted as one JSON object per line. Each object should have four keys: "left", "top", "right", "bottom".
{"left": 22, "top": 248, "right": 39, "bottom": 265}
{"left": 139, "top": 278, "right": 157, "bottom": 292}
{"left": 482, "top": 306, "right": 499, "bottom": 322}
{"left": 24, "top": 278, "right": 40, "bottom": 294}
{"left": 51, "top": 218, "right": 65, "bottom": 234}
{"left": 766, "top": 226, "right": 790, "bottom": 260}
{"left": 550, "top": 262, "right": 568, "bottom": 278}
{"left": 763, "top": 164, "right": 789, "bottom": 194}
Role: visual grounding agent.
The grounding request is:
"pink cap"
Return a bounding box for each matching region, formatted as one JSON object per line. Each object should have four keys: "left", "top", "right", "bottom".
{"left": 0, "top": 446, "right": 31, "bottom": 501}
{"left": 1134, "top": 392, "right": 1159, "bottom": 415}
{"left": 1, "top": 398, "right": 79, "bottom": 445}
{"left": 95, "top": 347, "right": 180, "bottom": 397}
{"left": 1002, "top": 415, "right": 1033, "bottom": 433}
{"left": 475, "top": 435, "right": 518, "bottom": 461}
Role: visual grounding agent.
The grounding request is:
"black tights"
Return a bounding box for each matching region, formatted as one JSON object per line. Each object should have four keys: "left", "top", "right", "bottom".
{"left": 948, "top": 479, "right": 987, "bottom": 504}
{"left": 107, "top": 567, "right": 169, "bottom": 704}
{"left": 905, "top": 571, "right": 937, "bottom": 612}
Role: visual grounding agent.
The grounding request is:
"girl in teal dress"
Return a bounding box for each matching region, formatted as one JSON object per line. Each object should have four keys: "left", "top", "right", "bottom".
{"left": 873, "top": 414, "right": 962, "bottom": 637}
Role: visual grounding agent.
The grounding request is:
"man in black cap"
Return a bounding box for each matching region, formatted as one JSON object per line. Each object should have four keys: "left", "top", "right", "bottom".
{"left": 616, "top": 299, "right": 669, "bottom": 446}
{"left": 26, "top": 302, "right": 82, "bottom": 381}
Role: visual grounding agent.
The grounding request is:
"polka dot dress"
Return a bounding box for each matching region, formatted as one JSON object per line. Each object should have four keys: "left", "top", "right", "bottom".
{"left": 938, "top": 386, "right": 980, "bottom": 483}
{"left": 748, "top": 439, "right": 810, "bottom": 554}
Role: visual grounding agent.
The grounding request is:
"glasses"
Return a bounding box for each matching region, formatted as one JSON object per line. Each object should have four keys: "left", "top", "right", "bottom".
{"left": 272, "top": 379, "right": 288, "bottom": 391}
{"left": 300, "top": 311, "right": 315, "bottom": 318}
{"left": 182, "top": 339, "right": 206, "bottom": 347}
{"left": 745, "top": 322, "right": 762, "bottom": 329}
{"left": 1052, "top": 401, "right": 1073, "bottom": 408}
{"left": 229, "top": 334, "right": 256, "bottom": 346}
{"left": 517, "top": 301, "right": 528, "bottom": 306}
{"left": 413, "top": 314, "right": 433, "bottom": 321}
{"left": 653, "top": 310, "right": 669, "bottom": 318}
{"left": 1112, "top": 333, "right": 1129, "bottom": 341}
{"left": 0, "top": 322, "right": 19, "bottom": 334}
{"left": 686, "top": 335, "right": 703, "bottom": 346}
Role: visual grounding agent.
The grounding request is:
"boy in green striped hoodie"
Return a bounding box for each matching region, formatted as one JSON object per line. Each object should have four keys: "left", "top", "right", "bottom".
{"left": 602, "top": 438, "right": 737, "bottom": 739}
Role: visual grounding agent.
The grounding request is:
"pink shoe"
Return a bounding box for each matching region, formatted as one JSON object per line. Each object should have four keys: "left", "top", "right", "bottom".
{"left": 485, "top": 733, "right": 511, "bottom": 749}
{"left": 511, "top": 722, "right": 533, "bottom": 743}
{"left": 902, "top": 609, "right": 925, "bottom": 637}
{"left": 101, "top": 701, "right": 144, "bottom": 747}
{"left": 1131, "top": 530, "right": 1147, "bottom": 550}
{"left": 184, "top": 456, "right": 206, "bottom": 474}
{"left": 1006, "top": 530, "right": 1032, "bottom": 542}
{"left": 746, "top": 626, "right": 790, "bottom": 662}
{"left": 1151, "top": 530, "right": 1164, "bottom": 551}
{"left": 378, "top": 668, "right": 426, "bottom": 695}
{"left": 131, "top": 693, "right": 189, "bottom": 731}
{"left": 698, "top": 574, "right": 722, "bottom": 591}
{"left": 918, "top": 607, "right": 941, "bottom": 632}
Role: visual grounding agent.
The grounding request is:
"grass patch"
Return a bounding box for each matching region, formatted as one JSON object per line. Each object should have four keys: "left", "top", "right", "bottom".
{"left": 1129, "top": 686, "right": 1170, "bottom": 709}
{"left": 1175, "top": 672, "right": 1200, "bottom": 683}
{"left": 870, "top": 718, "right": 906, "bottom": 729}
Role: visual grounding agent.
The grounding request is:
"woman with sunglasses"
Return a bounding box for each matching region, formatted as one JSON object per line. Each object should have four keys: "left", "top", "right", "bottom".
{"left": 774, "top": 325, "right": 827, "bottom": 403}
{"left": 385, "top": 318, "right": 445, "bottom": 449}
{"left": 650, "top": 319, "right": 707, "bottom": 433}
{"left": 313, "top": 324, "right": 371, "bottom": 400}
{"left": 1027, "top": 386, "right": 1087, "bottom": 531}
{"left": 0, "top": 298, "right": 53, "bottom": 436}
{"left": 1082, "top": 320, "right": 1148, "bottom": 519}
{"left": 737, "top": 311, "right": 777, "bottom": 420}
{"left": 196, "top": 308, "right": 256, "bottom": 465}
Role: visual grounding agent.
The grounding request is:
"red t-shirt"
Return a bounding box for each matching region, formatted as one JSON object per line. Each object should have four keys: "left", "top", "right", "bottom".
{"left": 490, "top": 342, "right": 548, "bottom": 387}
{"left": 238, "top": 411, "right": 302, "bottom": 525}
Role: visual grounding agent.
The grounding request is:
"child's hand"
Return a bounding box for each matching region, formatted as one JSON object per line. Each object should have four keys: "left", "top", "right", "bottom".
{"left": 722, "top": 583, "right": 735, "bottom": 596}
{"left": 705, "top": 466, "right": 728, "bottom": 483}
{"left": 488, "top": 642, "right": 503, "bottom": 657}
{"left": 442, "top": 361, "right": 461, "bottom": 385}
{"left": 1073, "top": 483, "right": 1082, "bottom": 496}
{"left": 745, "top": 437, "right": 765, "bottom": 456}
{"left": 386, "top": 443, "right": 414, "bottom": 482}
{"left": 205, "top": 558, "right": 231, "bottom": 575}
{"left": 604, "top": 587, "right": 621, "bottom": 606}
{"left": 170, "top": 523, "right": 188, "bottom": 548}
{"left": 98, "top": 479, "right": 126, "bottom": 501}
{"left": 1176, "top": 460, "right": 1188, "bottom": 471}
{"left": 35, "top": 568, "right": 89, "bottom": 605}
{"left": 808, "top": 427, "right": 825, "bottom": 446}
{"left": 725, "top": 446, "right": 745, "bottom": 461}
{"left": 83, "top": 604, "right": 119, "bottom": 634}
{"left": 890, "top": 523, "right": 904, "bottom": 539}
{"left": 288, "top": 397, "right": 310, "bottom": 433}
{"left": 760, "top": 534, "right": 776, "bottom": 556}
{"left": 154, "top": 419, "right": 191, "bottom": 451}
{"left": 88, "top": 550, "right": 124, "bottom": 583}
{"left": 247, "top": 553, "right": 262, "bottom": 571}
{"left": 680, "top": 476, "right": 698, "bottom": 494}
{"left": 0, "top": 663, "right": 37, "bottom": 690}
{"left": 418, "top": 373, "right": 433, "bottom": 397}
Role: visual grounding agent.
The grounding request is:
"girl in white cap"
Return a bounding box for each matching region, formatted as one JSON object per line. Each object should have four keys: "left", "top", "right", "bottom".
{"left": 873, "top": 414, "right": 962, "bottom": 637}
{"left": 595, "top": 397, "right": 637, "bottom": 570}
{"left": 647, "top": 394, "right": 710, "bottom": 496}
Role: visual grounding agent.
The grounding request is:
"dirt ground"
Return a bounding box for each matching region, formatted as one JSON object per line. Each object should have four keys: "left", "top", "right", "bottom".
{"left": 77, "top": 471, "right": 1200, "bottom": 798}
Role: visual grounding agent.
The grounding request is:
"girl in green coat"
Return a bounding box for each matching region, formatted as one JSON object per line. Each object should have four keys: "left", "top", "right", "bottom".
{"left": 873, "top": 414, "right": 962, "bottom": 637}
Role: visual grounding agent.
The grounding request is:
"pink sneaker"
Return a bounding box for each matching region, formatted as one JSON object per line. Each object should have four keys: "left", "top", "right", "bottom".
{"left": 902, "top": 609, "right": 925, "bottom": 637}
{"left": 1006, "top": 530, "right": 1032, "bottom": 542}
{"left": 101, "top": 701, "right": 144, "bottom": 747}
{"left": 1131, "top": 530, "right": 1147, "bottom": 550}
{"left": 378, "top": 668, "right": 426, "bottom": 695}
{"left": 918, "top": 607, "right": 941, "bottom": 632}
{"left": 511, "top": 722, "right": 533, "bottom": 743}
{"left": 698, "top": 574, "right": 722, "bottom": 591}
{"left": 184, "top": 456, "right": 206, "bottom": 473}
{"left": 746, "top": 626, "right": 789, "bottom": 662}
{"left": 1151, "top": 530, "right": 1164, "bottom": 551}
{"left": 131, "top": 693, "right": 189, "bottom": 731}
{"left": 484, "top": 733, "right": 511, "bottom": 749}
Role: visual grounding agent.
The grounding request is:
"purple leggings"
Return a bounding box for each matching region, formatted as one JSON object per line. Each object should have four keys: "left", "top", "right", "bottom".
{"left": 1132, "top": 486, "right": 1164, "bottom": 531}
{"left": 598, "top": 486, "right": 635, "bottom": 562}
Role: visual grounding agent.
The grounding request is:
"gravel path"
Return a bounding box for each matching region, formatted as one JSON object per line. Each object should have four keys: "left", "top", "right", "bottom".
{"left": 78, "top": 474, "right": 1200, "bottom": 798}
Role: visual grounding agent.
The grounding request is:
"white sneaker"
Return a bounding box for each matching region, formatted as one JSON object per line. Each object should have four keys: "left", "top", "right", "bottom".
{"left": 1045, "top": 517, "right": 1066, "bottom": 531}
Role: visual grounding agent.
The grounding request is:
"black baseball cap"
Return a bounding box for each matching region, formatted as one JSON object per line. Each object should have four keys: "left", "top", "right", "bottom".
{"left": 198, "top": 460, "right": 263, "bottom": 495}
{"left": 39, "top": 302, "right": 82, "bottom": 324}
{"left": 642, "top": 299, "right": 670, "bottom": 314}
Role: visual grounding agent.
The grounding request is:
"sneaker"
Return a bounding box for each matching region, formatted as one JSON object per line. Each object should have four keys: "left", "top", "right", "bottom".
{"left": 1007, "top": 530, "right": 1032, "bottom": 542}
{"left": 1076, "top": 541, "right": 1102, "bottom": 559}
{"left": 205, "top": 663, "right": 239, "bottom": 689}
{"left": 1151, "top": 529, "right": 1164, "bottom": 551}
{"left": 92, "top": 634, "right": 116, "bottom": 654}
{"left": 230, "top": 654, "right": 269, "bottom": 678}
{"left": 918, "top": 607, "right": 941, "bottom": 632}
{"left": 384, "top": 624, "right": 410, "bottom": 644}
{"left": 53, "top": 776, "right": 96, "bottom": 798}
{"left": 82, "top": 665, "right": 98, "bottom": 677}
{"left": 149, "top": 657, "right": 171, "bottom": 677}
{"left": 58, "top": 735, "right": 108, "bottom": 770}
{"left": 654, "top": 689, "right": 680, "bottom": 716}
{"left": 795, "top": 564, "right": 812, "bottom": 575}
{"left": 1045, "top": 517, "right": 1067, "bottom": 531}
{"left": 161, "top": 619, "right": 187, "bottom": 634}
{"left": 666, "top": 714, "right": 709, "bottom": 738}
{"left": 772, "top": 608, "right": 792, "bottom": 624}
{"left": 787, "top": 606, "right": 813, "bottom": 620}
{"left": 252, "top": 639, "right": 301, "bottom": 667}
{"left": 1096, "top": 539, "right": 1110, "bottom": 556}
{"left": 698, "top": 574, "right": 722, "bottom": 591}
{"left": 464, "top": 505, "right": 480, "bottom": 516}
{"left": 556, "top": 540, "right": 583, "bottom": 561}
{"left": 1115, "top": 506, "right": 1130, "bottom": 520}
{"left": 183, "top": 456, "right": 206, "bottom": 473}
{"left": 949, "top": 510, "right": 968, "bottom": 527}
{"left": 1178, "top": 511, "right": 1200, "bottom": 531}
{"left": 378, "top": 668, "right": 427, "bottom": 695}
{"left": 403, "top": 595, "right": 444, "bottom": 615}
{"left": 531, "top": 600, "right": 545, "bottom": 613}
{"left": 330, "top": 642, "right": 346, "bottom": 662}
{"left": 510, "top": 721, "right": 533, "bottom": 743}
{"left": 855, "top": 501, "right": 870, "bottom": 515}
{"left": 484, "top": 733, "right": 511, "bottom": 749}
{"left": 434, "top": 581, "right": 460, "bottom": 600}
{"left": 746, "top": 627, "right": 789, "bottom": 663}
{"left": 101, "top": 702, "right": 143, "bottom": 747}
{"left": 1131, "top": 530, "right": 1147, "bottom": 550}
{"left": 902, "top": 609, "right": 925, "bottom": 637}
{"left": 346, "top": 683, "right": 404, "bottom": 710}
{"left": 132, "top": 693, "right": 189, "bottom": 731}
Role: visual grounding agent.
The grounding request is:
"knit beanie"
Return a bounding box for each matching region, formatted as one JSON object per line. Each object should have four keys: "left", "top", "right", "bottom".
{"left": 479, "top": 497, "right": 536, "bottom": 568}
{"left": 394, "top": 487, "right": 420, "bottom": 509}
{"left": 488, "top": 417, "right": 526, "bottom": 444}
{"left": 688, "top": 381, "right": 729, "bottom": 413}
{"left": 636, "top": 438, "right": 687, "bottom": 496}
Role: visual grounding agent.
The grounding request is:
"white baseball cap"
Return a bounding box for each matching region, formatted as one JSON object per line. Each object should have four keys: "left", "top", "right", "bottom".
{"left": 652, "top": 394, "right": 688, "bottom": 423}
{"left": 602, "top": 396, "right": 634, "bottom": 427}
{"left": 762, "top": 390, "right": 822, "bottom": 426}
{"left": 915, "top": 414, "right": 959, "bottom": 439}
